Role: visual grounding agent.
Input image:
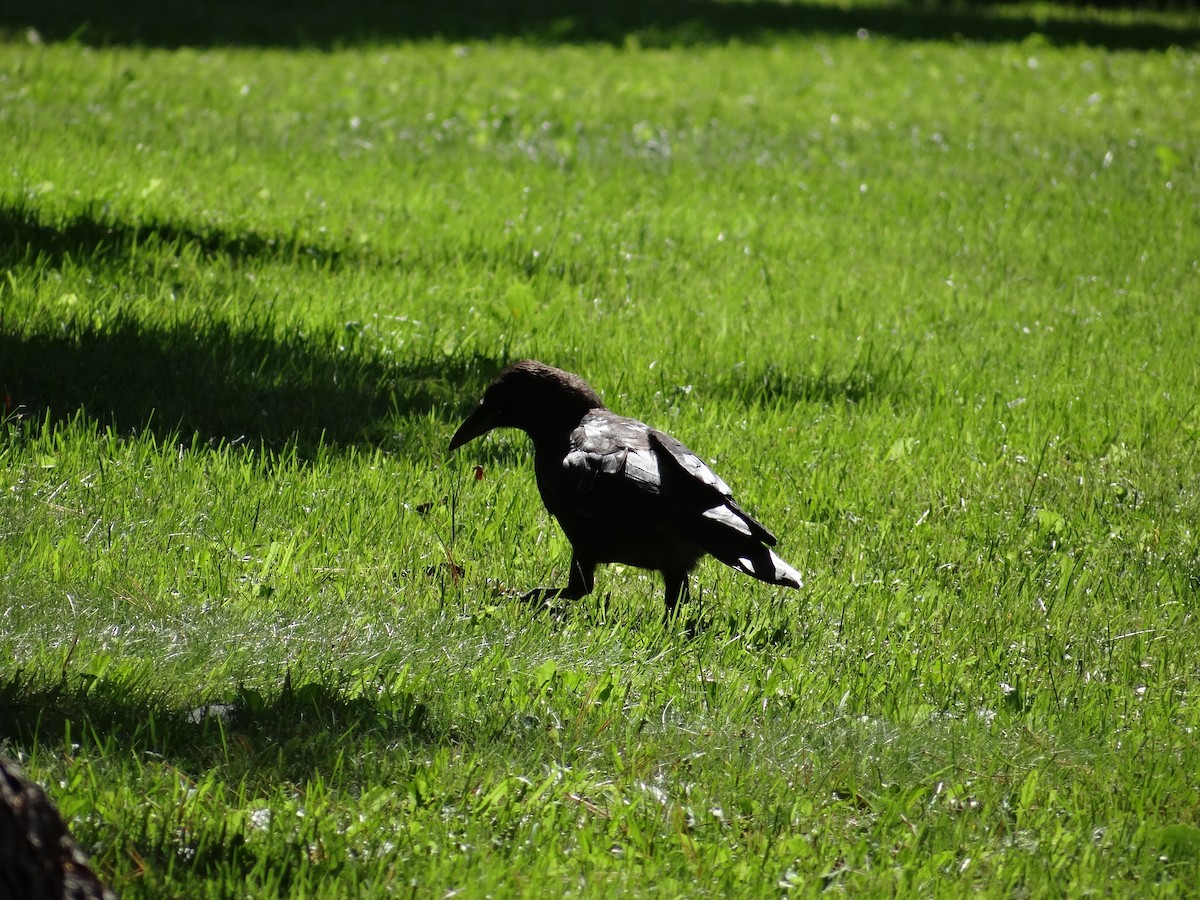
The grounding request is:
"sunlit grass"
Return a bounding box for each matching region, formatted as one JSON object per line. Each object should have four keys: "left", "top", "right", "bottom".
{"left": 2, "top": 3, "right": 1200, "bottom": 895}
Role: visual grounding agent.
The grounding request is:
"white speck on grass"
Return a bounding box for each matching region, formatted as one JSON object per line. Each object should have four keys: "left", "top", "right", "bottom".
{"left": 637, "top": 781, "right": 670, "bottom": 806}
{"left": 249, "top": 808, "right": 272, "bottom": 832}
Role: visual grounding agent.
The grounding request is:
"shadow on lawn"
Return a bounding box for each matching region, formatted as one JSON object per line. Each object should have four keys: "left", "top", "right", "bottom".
{"left": 0, "top": 319, "right": 501, "bottom": 457}
{"left": 0, "top": 204, "right": 351, "bottom": 274}
{"left": 0, "top": 667, "right": 437, "bottom": 780}
{"left": 4, "top": 0, "right": 1196, "bottom": 52}
{"left": 1, "top": 205, "right": 506, "bottom": 455}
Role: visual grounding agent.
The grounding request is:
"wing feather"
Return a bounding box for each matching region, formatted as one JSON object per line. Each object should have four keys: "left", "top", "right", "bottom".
{"left": 556, "top": 413, "right": 775, "bottom": 544}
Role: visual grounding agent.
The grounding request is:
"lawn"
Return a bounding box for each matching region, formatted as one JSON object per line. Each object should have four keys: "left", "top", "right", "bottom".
{"left": 2, "top": 1, "right": 1199, "bottom": 895}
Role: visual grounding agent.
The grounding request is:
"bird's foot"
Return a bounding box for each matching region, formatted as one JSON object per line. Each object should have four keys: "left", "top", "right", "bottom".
{"left": 518, "top": 586, "right": 576, "bottom": 615}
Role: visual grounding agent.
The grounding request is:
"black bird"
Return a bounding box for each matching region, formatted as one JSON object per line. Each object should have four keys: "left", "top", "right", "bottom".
{"left": 449, "top": 360, "right": 803, "bottom": 612}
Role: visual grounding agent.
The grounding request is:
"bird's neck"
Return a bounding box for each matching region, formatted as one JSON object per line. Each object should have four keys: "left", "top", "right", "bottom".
{"left": 519, "top": 398, "right": 604, "bottom": 446}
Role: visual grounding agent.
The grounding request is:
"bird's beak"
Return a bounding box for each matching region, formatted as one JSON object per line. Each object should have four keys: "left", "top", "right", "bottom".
{"left": 449, "top": 403, "right": 499, "bottom": 452}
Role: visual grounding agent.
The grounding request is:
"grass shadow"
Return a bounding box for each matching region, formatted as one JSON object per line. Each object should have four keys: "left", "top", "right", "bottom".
{"left": 2, "top": 202, "right": 506, "bottom": 455}
{"left": 0, "top": 664, "right": 445, "bottom": 892}
{"left": 0, "top": 665, "right": 438, "bottom": 781}
{"left": 1, "top": 203, "right": 349, "bottom": 273}
{"left": 2, "top": 202, "right": 602, "bottom": 295}
{"left": 4, "top": 0, "right": 1196, "bottom": 52}
{"left": 0, "top": 316, "right": 502, "bottom": 457}
{"left": 1, "top": 200, "right": 602, "bottom": 460}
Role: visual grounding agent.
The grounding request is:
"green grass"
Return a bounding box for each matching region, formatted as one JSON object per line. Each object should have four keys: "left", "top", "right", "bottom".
{"left": 3, "top": 2, "right": 1200, "bottom": 895}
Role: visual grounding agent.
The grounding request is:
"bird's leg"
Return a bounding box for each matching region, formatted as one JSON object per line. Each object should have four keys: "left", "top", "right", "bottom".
{"left": 662, "top": 570, "right": 691, "bottom": 616}
{"left": 521, "top": 553, "right": 595, "bottom": 604}
{"left": 663, "top": 570, "right": 706, "bottom": 638}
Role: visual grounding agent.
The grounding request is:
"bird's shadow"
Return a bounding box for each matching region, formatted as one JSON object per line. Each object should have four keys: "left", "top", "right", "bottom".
{"left": 508, "top": 579, "right": 792, "bottom": 644}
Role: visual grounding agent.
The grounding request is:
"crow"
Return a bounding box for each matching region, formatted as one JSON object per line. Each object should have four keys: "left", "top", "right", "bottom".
{"left": 449, "top": 360, "right": 802, "bottom": 613}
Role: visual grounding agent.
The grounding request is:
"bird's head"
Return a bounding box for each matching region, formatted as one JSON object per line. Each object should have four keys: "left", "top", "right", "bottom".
{"left": 449, "top": 359, "right": 605, "bottom": 451}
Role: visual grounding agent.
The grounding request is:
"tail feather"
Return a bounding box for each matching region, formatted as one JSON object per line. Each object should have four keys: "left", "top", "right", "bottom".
{"left": 689, "top": 502, "right": 801, "bottom": 589}
{"left": 699, "top": 502, "right": 777, "bottom": 545}
{"left": 709, "top": 542, "right": 803, "bottom": 589}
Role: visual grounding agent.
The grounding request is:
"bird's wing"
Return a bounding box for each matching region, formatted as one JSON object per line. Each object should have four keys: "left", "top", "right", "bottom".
{"left": 648, "top": 428, "right": 778, "bottom": 546}
{"left": 645, "top": 429, "right": 733, "bottom": 497}
{"left": 558, "top": 412, "right": 777, "bottom": 544}
{"left": 559, "top": 412, "right": 655, "bottom": 496}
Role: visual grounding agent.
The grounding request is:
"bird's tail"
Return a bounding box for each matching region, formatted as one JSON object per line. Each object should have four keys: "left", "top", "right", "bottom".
{"left": 688, "top": 502, "right": 803, "bottom": 589}
{"left": 708, "top": 542, "right": 804, "bottom": 590}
